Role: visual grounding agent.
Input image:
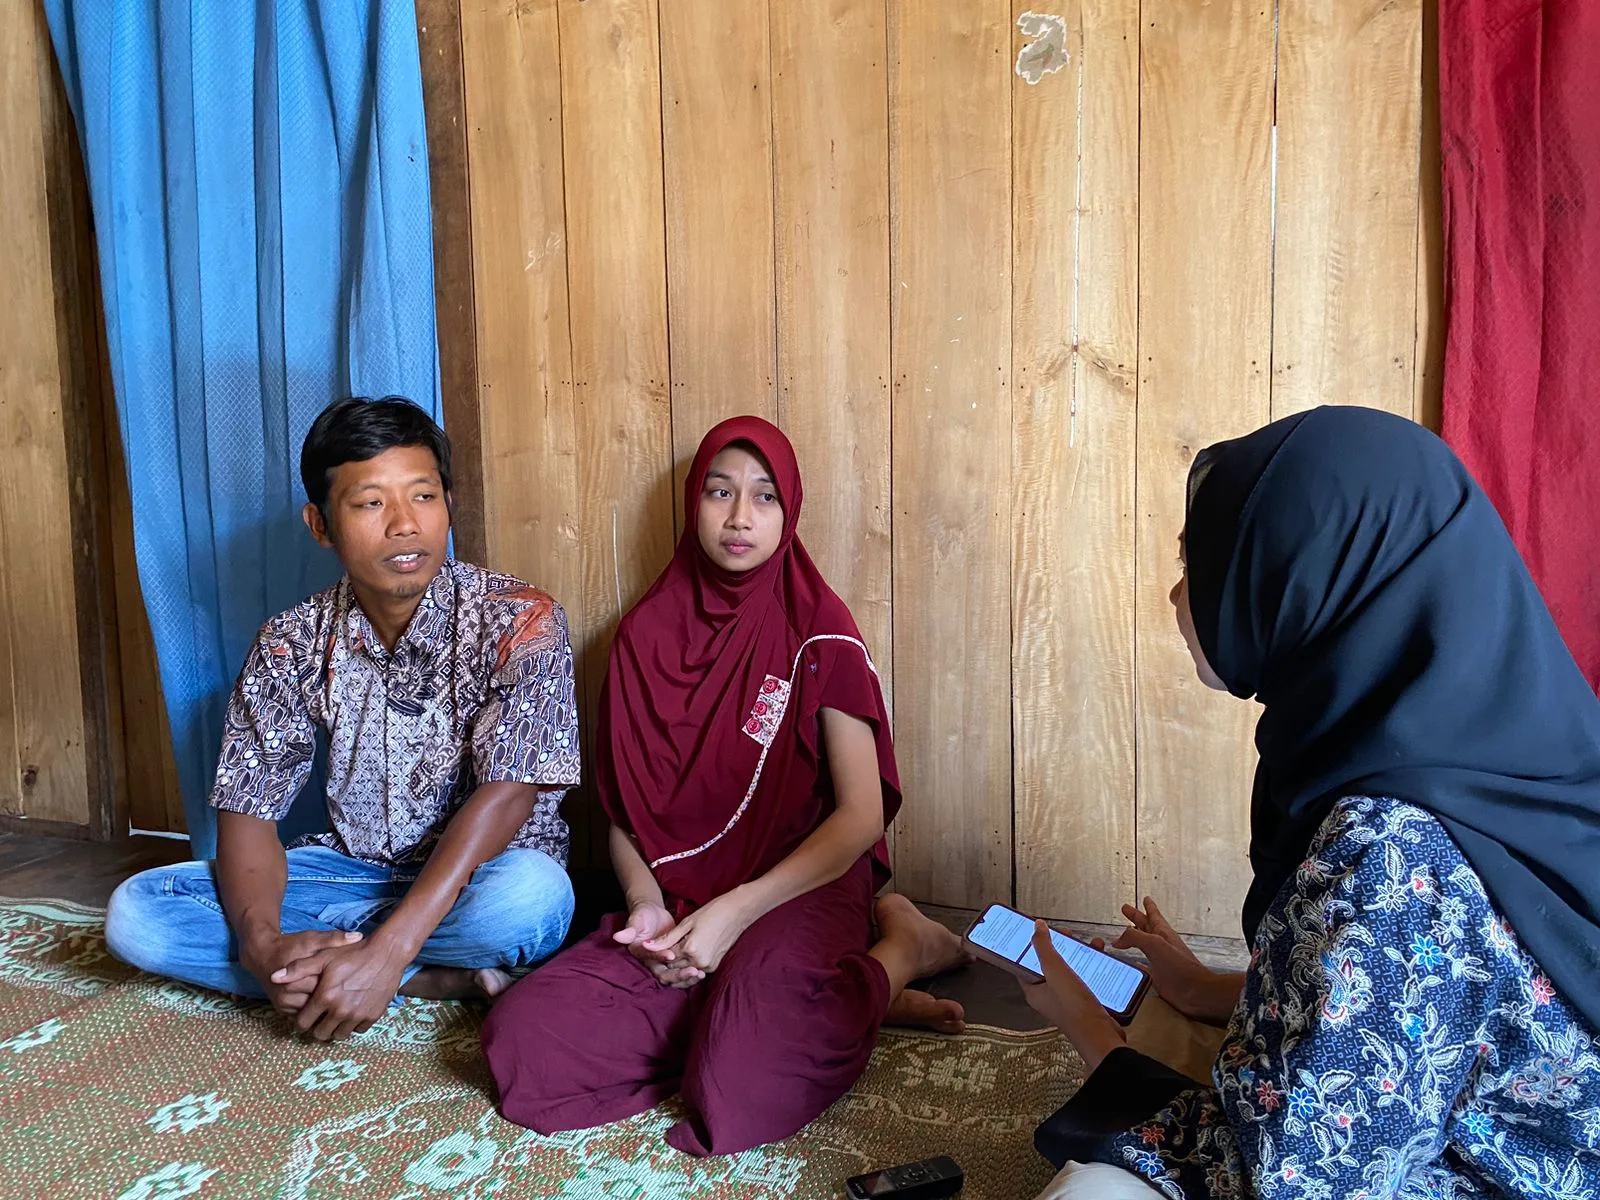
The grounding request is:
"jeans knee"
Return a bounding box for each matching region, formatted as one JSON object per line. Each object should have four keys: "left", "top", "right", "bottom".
{"left": 105, "top": 872, "right": 168, "bottom": 973}
{"left": 457, "top": 850, "right": 575, "bottom": 967}
{"left": 502, "top": 851, "right": 575, "bottom": 960}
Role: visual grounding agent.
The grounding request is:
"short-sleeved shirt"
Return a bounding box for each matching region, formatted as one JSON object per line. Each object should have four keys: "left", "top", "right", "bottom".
{"left": 209, "top": 559, "right": 581, "bottom": 866}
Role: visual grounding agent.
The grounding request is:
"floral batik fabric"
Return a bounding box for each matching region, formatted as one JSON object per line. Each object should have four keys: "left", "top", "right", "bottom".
{"left": 210, "top": 559, "right": 581, "bottom": 866}
{"left": 1100, "top": 796, "right": 1600, "bottom": 1199}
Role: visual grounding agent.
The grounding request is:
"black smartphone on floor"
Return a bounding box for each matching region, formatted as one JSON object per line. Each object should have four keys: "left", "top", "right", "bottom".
{"left": 844, "top": 1155, "right": 964, "bottom": 1198}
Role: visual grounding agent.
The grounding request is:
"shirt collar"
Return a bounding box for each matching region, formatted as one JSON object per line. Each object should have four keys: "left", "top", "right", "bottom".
{"left": 340, "top": 559, "right": 457, "bottom": 660}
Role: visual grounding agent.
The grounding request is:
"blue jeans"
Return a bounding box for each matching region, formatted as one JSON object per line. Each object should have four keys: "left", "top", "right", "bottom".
{"left": 104, "top": 845, "right": 574, "bottom": 1000}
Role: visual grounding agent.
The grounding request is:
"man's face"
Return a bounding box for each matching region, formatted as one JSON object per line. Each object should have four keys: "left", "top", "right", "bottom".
{"left": 303, "top": 445, "right": 451, "bottom": 606}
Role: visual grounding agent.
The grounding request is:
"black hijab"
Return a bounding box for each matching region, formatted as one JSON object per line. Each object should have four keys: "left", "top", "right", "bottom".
{"left": 1185, "top": 405, "right": 1600, "bottom": 1030}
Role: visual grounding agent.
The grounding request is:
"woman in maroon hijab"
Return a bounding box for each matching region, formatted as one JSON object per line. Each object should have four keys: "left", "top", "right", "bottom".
{"left": 482, "top": 416, "right": 968, "bottom": 1156}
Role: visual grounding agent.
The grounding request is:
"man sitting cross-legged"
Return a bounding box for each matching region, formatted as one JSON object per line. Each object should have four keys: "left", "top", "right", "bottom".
{"left": 107, "top": 396, "right": 580, "bottom": 1041}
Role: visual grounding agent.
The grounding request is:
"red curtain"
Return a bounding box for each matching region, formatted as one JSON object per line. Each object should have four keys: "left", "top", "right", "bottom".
{"left": 1439, "top": 0, "right": 1600, "bottom": 692}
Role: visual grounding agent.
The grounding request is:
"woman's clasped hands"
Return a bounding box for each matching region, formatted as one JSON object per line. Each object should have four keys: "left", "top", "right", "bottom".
{"left": 613, "top": 893, "right": 757, "bottom": 989}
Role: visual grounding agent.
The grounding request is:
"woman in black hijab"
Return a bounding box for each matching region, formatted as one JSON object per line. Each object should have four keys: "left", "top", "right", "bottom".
{"left": 1027, "top": 406, "right": 1600, "bottom": 1199}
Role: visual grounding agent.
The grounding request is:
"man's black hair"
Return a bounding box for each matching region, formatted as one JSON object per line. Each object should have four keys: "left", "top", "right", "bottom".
{"left": 300, "top": 395, "right": 453, "bottom": 518}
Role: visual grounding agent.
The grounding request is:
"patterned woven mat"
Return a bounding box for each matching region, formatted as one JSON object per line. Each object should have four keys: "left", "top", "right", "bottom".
{"left": 0, "top": 899, "right": 1079, "bottom": 1199}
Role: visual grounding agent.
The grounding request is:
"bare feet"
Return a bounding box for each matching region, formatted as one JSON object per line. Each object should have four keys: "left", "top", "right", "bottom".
{"left": 887, "top": 987, "right": 966, "bottom": 1034}
{"left": 399, "top": 966, "right": 513, "bottom": 1001}
{"left": 876, "top": 893, "right": 971, "bottom": 978}
{"left": 871, "top": 894, "right": 973, "bottom": 1034}
{"left": 473, "top": 968, "right": 515, "bottom": 999}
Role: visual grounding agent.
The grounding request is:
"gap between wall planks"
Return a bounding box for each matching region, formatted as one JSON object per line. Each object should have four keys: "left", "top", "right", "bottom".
{"left": 453, "top": 0, "right": 1433, "bottom": 936}
{"left": 417, "top": 0, "right": 488, "bottom": 570}
{"left": 1413, "top": 0, "right": 1445, "bottom": 434}
{"left": 106, "top": 420, "right": 185, "bottom": 834}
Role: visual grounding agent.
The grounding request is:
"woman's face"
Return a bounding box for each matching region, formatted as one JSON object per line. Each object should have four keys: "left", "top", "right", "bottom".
{"left": 1171, "top": 535, "right": 1228, "bottom": 691}
{"left": 696, "top": 444, "right": 785, "bottom": 572}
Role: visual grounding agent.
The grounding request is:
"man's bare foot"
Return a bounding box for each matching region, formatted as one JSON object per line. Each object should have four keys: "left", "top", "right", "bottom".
{"left": 473, "top": 968, "right": 514, "bottom": 999}
{"left": 875, "top": 893, "right": 972, "bottom": 979}
{"left": 887, "top": 987, "right": 966, "bottom": 1034}
{"left": 399, "top": 966, "right": 512, "bottom": 1001}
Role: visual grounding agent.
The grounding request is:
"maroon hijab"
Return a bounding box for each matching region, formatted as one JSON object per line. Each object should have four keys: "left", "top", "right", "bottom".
{"left": 596, "top": 416, "right": 900, "bottom": 907}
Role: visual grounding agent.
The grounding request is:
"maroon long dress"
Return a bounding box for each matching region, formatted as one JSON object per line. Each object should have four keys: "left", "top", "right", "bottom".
{"left": 482, "top": 415, "right": 902, "bottom": 1156}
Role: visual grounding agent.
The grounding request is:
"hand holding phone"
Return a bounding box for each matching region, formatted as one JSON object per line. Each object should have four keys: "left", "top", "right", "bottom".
{"left": 963, "top": 903, "right": 1150, "bottom": 1024}
{"left": 1017, "top": 920, "right": 1132, "bottom": 1070}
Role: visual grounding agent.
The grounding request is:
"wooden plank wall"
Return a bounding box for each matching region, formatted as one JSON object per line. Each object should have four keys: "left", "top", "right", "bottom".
{"left": 888, "top": 1, "right": 1014, "bottom": 907}
{"left": 455, "top": 0, "right": 1433, "bottom": 935}
{"left": 1, "top": 0, "right": 1441, "bottom": 896}
{"left": 771, "top": 0, "right": 895, "bottom": 870}
{"left": 1133, "top": 0, "right": 1274, "bottom": 934}
{"left": 1013, "top": 0, "right": 1140, "bottom": 926}
{"left": 0, "top": 3, "right": 124, "bottom": 839}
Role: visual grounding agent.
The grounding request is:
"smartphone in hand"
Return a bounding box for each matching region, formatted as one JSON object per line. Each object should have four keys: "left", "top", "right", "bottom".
{"left": 964, "top": 903, "right": 1150, "bottom": 1024}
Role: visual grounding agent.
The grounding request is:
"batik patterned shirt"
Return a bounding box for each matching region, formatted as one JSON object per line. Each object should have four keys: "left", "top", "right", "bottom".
{"left": 210, "top": 559, "right": 581, "bottom": 866}
{"left": 1098, "top": 796, "right": 1600, "bottom": 1199}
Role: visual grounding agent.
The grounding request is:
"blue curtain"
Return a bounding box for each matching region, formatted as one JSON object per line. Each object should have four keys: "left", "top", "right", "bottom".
{"left": 44, "top": 1, "right": 443, "bottom": 856}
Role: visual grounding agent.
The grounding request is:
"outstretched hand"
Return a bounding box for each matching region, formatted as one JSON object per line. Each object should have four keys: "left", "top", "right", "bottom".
{"left": 1108, "top": 897, "right": 1244, "bottom": 1025}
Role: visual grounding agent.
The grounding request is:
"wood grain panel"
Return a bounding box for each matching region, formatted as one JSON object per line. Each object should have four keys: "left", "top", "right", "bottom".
{"left": 425, "top": 0, "right": 1430, "bottom": 911}
{"left": 659, "top": 0, "right": 778, "bottom": 520}
{"left": 888, "top": 0, "right": 1013, "bottom": 909}
{"left": 460, "top": 0, "right": 580, "bottom": 594}
{"left": 1134, "top": 0, "right": 1275, "bottom": 937}
{"left": 1272, "top": 0, "right": 1422, "bottom": 420}
{"left": 559, "top": 0, "right": 678, "bottom": 865}
{"left": 771, "top": 0, "right": 893, "bottom": 714}
{"left": 1414, "top": 0, "right": 1444, "bottom": 432}
{"left": 1013, "top": 0, "right": 1140, "bottom": 925}
{"left": 416, "top": 0, "right": 487, "bottom": 566}
{"left": 460, "top": 0, "right": 587, "bottom": 859}
{"left": 0, "top": 3, "right": 90, "bottom": 827}
{"left": 39, "top": 30, "right": 123, "bottom": 840}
